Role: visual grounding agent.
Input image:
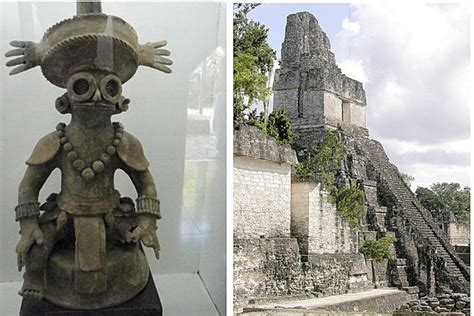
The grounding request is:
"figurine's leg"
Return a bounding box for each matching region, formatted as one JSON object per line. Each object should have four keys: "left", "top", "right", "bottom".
{"left": 73, "top": 216, "right": 107, "bottom": 294}
{"left": 20, "top": 222, "right": 57, "bottom": 299}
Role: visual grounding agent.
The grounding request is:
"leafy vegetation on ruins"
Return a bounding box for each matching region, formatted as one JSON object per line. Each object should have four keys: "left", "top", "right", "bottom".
{"left": 266, "top": 109, "right": 294, "bottom": 144}
{"left": 295, "top": 130, "right": 344, "bottom": 198}
{"left": 335, "top": 183, "right": 366, "bottom": 228}
{"left": 359, "top": 236, "right": 397, "bottom": 262}
{"left": 416, "top": 182, "right": 470, "bottom": 223}
{"left": 295, "top": 130, "right": 366, "bottom": 228}
{"left": 245, "top": 108, "right": 295, "bottom": 145}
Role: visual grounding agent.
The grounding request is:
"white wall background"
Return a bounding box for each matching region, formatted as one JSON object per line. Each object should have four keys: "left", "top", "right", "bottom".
{"left": 0, "top": 1, "right": 225, "bottom": 314}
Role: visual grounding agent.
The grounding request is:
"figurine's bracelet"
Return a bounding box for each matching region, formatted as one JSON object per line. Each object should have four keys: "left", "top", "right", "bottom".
{"left": 136, "top": 196, "right": 161, "bottom": 219}
{"left": 15, "top": 201, "right": 40, "bottom": 221}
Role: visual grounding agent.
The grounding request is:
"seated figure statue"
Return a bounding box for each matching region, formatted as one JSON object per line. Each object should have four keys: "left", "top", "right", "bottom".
{"left": 5, "top": 1, "right": 173, "bottom": 309}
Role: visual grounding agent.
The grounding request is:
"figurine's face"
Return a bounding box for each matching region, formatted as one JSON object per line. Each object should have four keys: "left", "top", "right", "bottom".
{"left": 66, "top": 70, "right": 122, "bottom": 113}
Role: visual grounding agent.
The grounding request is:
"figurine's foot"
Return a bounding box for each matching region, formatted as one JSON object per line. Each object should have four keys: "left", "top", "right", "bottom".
{"left": 19, "top": 287, "right": 43, "bottom": 300}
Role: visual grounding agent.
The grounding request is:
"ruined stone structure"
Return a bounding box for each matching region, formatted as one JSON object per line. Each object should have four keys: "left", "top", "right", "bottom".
{"left": 397, "top": 291, "right": 470, "bottom": 314}
{"left": 291, "top": 180, "right": 358, "bottom": 256}
{"left": 234, "top": 11, "right": 469, "bottom": 314}
{"left": 234, "top": 125, "right": 297, "bottom": 239}
{"left": 274, "top": 11, "right": 469, "bottom": 297}
{"left": 443, "top": 215, "right": 470, "bottom": 266}
{"left": 233, "top": 126, "right": 380, "bottom": 311}
{"left": 273, "top": 12, "right": 367, "bottom": 159}
{"left": 442, "top": 213, "right": 471, "bottom": 248}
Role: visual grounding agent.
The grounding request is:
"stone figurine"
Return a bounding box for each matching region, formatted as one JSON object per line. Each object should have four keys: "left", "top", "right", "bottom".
{"left": 5, "top": 2, "right": 172, "bottom": 309}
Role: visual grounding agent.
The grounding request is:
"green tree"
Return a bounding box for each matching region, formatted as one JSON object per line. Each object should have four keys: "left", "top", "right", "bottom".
{"left": 416, "top": 182, "right": 470, "bottom": 223}
{"left": 233, "top": 4, "right": 276, "bottom": 126}
{"left": 233, "top": 4, "right": 275, "bottom": 74}
{"left": 233, "top": 53, "right": 270, "bottom": 125}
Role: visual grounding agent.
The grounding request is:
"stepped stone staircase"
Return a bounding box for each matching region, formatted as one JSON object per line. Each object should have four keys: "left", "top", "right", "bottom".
{"left": 354, "top": 157, "right": 415, "bottom": 294}
{"left": 353, "top": 135, "right": 470, "bottom": 293}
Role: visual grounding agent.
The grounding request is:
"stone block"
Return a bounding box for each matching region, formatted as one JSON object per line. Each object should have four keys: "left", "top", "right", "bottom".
{"left": 396, "top": 258, "right": 407, "bottom": 266}
{"left": 437, "top": 294, "right": 451, "bottom": 300}
{"left": 429, "top": 301, "right": 440, "bottom": 308}
{"left": 453, "top": 293, "right": 469, "bottom": 300}
{"left": 444, "top": 303, "right": 455, "bottom": 310}
{"left": 435, "top": 306, "right": 449, "bottom": 312}
{"left": 455, "top": 300, "right": 467, "bottom": 310}
{"left": 440, "top": 298, "right": 455, "bottom": 305}
{"left": 403, "top": 286, "right": 420, "bottom": 294}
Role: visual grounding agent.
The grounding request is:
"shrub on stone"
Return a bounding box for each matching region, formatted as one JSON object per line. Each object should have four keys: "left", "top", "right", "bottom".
{"left": 245, "top": 108, "right": 267, "bottom": 131}
{"left": 336, "top": 183, "right": 366, "bottom": 228}
{"left": 266, "top": 108, "right": 294, "bottom": 145}
{"left": 242, "top": 108, "right": 294, "bottom": 145}
{"left": 295, "top": 130, "right": 344, "bottom": 199}
{"left": 295, "top": 130, "right": 366, "bottom": 227}
{"left": 359, "top": 236, "right": 397, "bottom": 262}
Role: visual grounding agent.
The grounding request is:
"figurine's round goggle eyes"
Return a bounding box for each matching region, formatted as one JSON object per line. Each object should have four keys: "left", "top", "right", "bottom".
{"left": 67, "top": 73, "right": 96, "bottom": 102}
{"left": 100, "top": 74, "right": 122, "bottom": 104}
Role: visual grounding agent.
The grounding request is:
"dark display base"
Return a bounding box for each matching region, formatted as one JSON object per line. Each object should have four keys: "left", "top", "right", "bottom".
{"left": 20, "top": 274, "right": 162, "bottom": 316}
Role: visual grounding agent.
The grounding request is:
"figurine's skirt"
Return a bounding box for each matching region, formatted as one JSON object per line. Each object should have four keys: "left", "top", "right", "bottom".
{"left": 43, "top": 243, "right": 150, "bottom": 309}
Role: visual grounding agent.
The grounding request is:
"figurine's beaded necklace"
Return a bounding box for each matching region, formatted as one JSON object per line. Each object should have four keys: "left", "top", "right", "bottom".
{"left": 56, "top": 122, "right": 124, "bottom": 181}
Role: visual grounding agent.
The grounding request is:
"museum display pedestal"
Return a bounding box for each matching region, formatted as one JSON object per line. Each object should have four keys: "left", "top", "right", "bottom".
{"left": 19, "top": 274, "right": 162, "bottom": 316}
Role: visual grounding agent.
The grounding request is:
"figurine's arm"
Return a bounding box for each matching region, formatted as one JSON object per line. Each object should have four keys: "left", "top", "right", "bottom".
{"left": 16, "top": 163, "right": 56, "bottom": 271}
{"left": 116, "top": 130, "right": 161, "bottom": 259}
{"left": 5, "top": 40, "right": 45, "bottom": 75}
{"left": 137, "top": 40, "right": 173, "bottom": 74}
{"left": 126, "top": 167, "right": 161, "bottom": 260}
{"left": 16, "top": 130, "right": 60, "bottom": 271}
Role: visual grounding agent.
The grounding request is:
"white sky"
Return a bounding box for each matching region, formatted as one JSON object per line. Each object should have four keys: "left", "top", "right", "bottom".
{"left": 248, "top": 3, "right": 471, "bottom": 190}
{"left": 333, "top": 2, "right": 471, "bottom": 189}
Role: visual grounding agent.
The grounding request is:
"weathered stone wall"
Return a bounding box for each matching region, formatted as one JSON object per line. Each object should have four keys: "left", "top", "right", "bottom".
{"left": 234, "top": 125, "right": 297, "bottom": 164}
{"left": 306, "top": 253, "right": 373, "bottom": 294}
{"left": 397, "top": 291, "right": 470, "bottom": 314}
{"left": 233, "top": 238, "right": 303, "bottom": 308}
{"left": 280, "top": 12, "right": 336, "bottom": 69}
{"left": 234, "top": 157, "right": 292, "bottom": 238}
{"left": 272, "top": 88, "right": 301, "bottom": 123}
{"left": 447, "top": 222, "right": 470, "bottom": 246}
{"left": 290, "top": 182, "right": 311, "bottom": 248}
{"left": 291, "top": 181, "right": 358, "bottom": 255}
{"left": 234, "top": 238, "right": 374, "bottom": 308}
{"left": 348, "top": 102, "right": 366, "bottom": 127}
{"left": 233, "top": 125, "right": 297, "bottom": 239}
{"left": 323, "top": 91, "right": 342, "bottom": 126}
{"left": 371, "top": 259, "right": 390, "bottom": 288}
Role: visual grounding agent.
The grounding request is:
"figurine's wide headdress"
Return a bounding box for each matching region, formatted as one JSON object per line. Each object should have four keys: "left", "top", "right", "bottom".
{"left": 5, "top": 1, "right": 172, "bottom": 87}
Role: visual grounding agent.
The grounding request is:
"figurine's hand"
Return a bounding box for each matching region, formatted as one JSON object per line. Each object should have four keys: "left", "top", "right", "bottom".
{"left": 5, "top": 41, "right": 42, "bottom": 75}
{"left": 129, "top": 215, "right": 160, "bottom": 260}
{"left": 138, "top": 41, "right": 173, "bottom": 74}
{"left": 16, "top": 217, "right": 44, "bottom": 271}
